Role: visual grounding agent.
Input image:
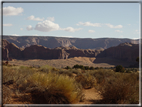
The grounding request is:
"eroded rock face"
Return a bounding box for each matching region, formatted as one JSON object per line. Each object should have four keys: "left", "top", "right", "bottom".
{"left": 2, "top": 40, "right": 102, "bottom": 60}
{"left": 3, "top": 36, "right": 139, "bottom": 49}
{"left": 97, "top": 42, "right": 139, "bottom": 62}
{"left": 2, "top": 40, "right": 138, "bottom": 63}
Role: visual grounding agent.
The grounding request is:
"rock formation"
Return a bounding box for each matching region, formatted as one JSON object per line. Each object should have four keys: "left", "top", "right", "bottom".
{"left": 3, "top": 36, "right": 139, "bottom": 49}
{"left": 96, "top": 42, "right": 139, "bottom": 62}
{"left": 2, "top": 40, "right": 102, "bottom": 60}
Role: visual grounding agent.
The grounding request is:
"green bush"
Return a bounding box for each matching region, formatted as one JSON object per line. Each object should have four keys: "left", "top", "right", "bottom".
{"left": 65, "top": 66, "right": 71, "bottom": 69}
{"left": 72, "top": 64, "right": 85, "bottom": 70}
{"left": 84, "top": 66, "right": 90, "bottom": 70}
{"left": 90, "top": 66, "right": 95, "bottom": 70}
{"left": 115, "top": 65, "right": 125, "bottom": 73}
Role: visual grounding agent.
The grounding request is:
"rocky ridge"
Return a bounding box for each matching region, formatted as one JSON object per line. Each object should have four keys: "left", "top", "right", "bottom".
{"left": 96, "top": 42, "right": 139, "bottom": 62}
{"left": 3, "top": 36, "right": 139, "bottom": 49}
{"left": 2, "top": 40, "right": 102, "bottom": 60}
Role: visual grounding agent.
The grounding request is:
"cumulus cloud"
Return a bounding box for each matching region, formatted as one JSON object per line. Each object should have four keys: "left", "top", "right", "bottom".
{"left": 115, "top": 30, "right": 123, "bottom": 33}
{"left": 47, "top": 17, "right": 54, "bottom": 21}
{"left": 128, "top": 24, "right": 131, "bottom": 26}
{"left": 27, "top": 15, "right": 44, "bottom": 21}
{"left": 34, "top": 20, "right": 60, "bottom": 32}
{"left": 77, "top": 22, "right": 101, "bottom": 27}
{"left": 88, "top": 30, "right": 95, "bottom": 33}
{"left": 20, "top": 28, "right": 23, "bottom": 30}
{"left": 3, "top": 6, "right": 23, "bottom": 16}
{"left": 105, "top": 23, "right": 123, "bottom": 28}
{"left": 3, "top": 23, "right": 12, "bottom": 26}
{"left": 26, "top": 25, "right": 33, "bottom": 31}
{"left": 12, "top": 34, "right": 19, "bottom": 36}
{"left": 61, "top": 27, "right": 82, "bottom": 32}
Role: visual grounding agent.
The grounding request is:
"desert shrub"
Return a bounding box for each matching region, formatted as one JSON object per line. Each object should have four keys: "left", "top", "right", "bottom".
{"left": 125, "top": 69, "right": 132, "bottom": 73}
{"left": 40, "top": 65, "right": 53, "bottom": 73}
{"left": 64, "top": 66, "right": 71, "bottom": 69}
{"left": 89, "top": 69, "right": 115, "bottom": 84}
{"left": 71, "top": 69, "right": 82, "bottom": 75}
{"left": 20, "top": 72, "right": 84, "bottom": 104}
{"left": 90, "top": 66, "right": 95, "bottom": 70}
{"left": 84, "top": 66, "right": 90, "bottom": 70}
{"left": 52, "top": 67, "right": 58, "bottom": 71}
{"left": 58, "top": 70, "right": 73, "bottom": 77}
{"left": 3, "top": 66, "right": 16, "bottom": 83}
{"left": 97, "top": 73, "right": 139, "bottom": 104}
{"left": 75, "top": 73, "right": 97, "bottom": 89}
{"left": 115, "top": 65, "right": 125, "bottom": 73}
{"left": 73, "top": 64, "right": 85, "bottom": 70}
{"left": 95, "top": 67, "right": 99, "bottom": 69}
{"left": 3, "top": 85, "right": 13, "bottom": 104}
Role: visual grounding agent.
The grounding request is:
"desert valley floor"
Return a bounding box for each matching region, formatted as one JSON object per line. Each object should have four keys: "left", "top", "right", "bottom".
{"left": 7, "top": 57, "right": 134, "bottom": 69}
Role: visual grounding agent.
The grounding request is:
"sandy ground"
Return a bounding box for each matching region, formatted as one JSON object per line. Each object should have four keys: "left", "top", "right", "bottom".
{"left": 77, "top": 88, "right": 102, "bottom": 104}
{"left": 7, "top": 57, "right": 118, "bottom": 68}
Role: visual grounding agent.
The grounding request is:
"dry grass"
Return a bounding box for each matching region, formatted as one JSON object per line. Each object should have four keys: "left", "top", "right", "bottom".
{"left": 94, "top": 71, "right": 139, "bottom": 104}
{"left": 2, "top": 64, "right": 139, "bottom": 104}
{"left": 75, "top": 73, "right": 97, "bottom": 89}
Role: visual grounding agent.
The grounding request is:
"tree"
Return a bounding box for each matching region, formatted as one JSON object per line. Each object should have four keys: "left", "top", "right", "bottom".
{"left": 115, "top": 65, "right": 125, "bottom": 73}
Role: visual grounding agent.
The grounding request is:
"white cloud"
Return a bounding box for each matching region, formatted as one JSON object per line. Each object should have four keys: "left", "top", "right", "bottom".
{"left": 27, "top": 15, "right": 44, "bottom": 21}
{"left": 3, "top": 23, "right": 12, "bottom": 26}
{"left": 3, "top": 6, "right": 23, "bottom": 16}
{"left": 61, "top": 27, "right": 82, "bottom": 32}
{"left": 115, "top": 30, "right": 123, "bottom": 33}
{"left": 56, "top": 36, "right": 73, "bottom": 38}
{"left": 128, "top": 24, "right": 131, "bottom": 26}
{"left": 20, "top": 28, "right": 23, "bottom": 30}
{"left": 105, "top": 23, "right": 123, "bottom": 28}
{"left": 132, "top": 38, "right": 139, "bottom": 40}
{"left": 32, "top": 34, "right": 38, "bottom": 36}
{"left": 77, "top": 22, "right": 101, "bottom": 27}
{"left": 34, "top": 20, "right": 60, "bottom": 32}
{"left": 12, "top": 34, "right": 19, "bottom": 36}
{"left": 88, "top": 30, "right": 95, "bottom": 33}
{"left": 47, "top": 17, "right": 54, "bottom": 21}
{"left": 26, "top": 25, "right": 33, "bottom": 31}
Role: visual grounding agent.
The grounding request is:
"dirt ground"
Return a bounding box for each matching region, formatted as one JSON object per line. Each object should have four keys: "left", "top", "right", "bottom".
{"left": 7, "top": 57, "right": 117, "bottom": 68}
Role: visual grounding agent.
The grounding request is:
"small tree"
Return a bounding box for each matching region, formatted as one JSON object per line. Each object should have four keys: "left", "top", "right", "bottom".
{"left": 65, "top": 66, "right": 71, "bottom": 69}
{"left": 84, "top": 66, "right": 90, "bottom": 70}
{"left": 90, "top": 66, "right": 95, "bottom": 70}
{"left": 115, "top": 65, "right": 125, "bottom": 73}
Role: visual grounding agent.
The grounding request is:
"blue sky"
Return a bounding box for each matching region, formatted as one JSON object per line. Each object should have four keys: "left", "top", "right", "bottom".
{"left": 2, "top": 1, "right": 140, "bottom": 39}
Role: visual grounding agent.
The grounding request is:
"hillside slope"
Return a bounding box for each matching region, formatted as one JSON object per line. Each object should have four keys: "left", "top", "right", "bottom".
{"left": 3, "top": 36, "right": 139, "bottom": 49}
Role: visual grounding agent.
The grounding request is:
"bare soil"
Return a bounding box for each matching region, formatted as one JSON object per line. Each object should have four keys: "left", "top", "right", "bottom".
{"left": 7, "top": 57, "right": 116, "bottom": 68}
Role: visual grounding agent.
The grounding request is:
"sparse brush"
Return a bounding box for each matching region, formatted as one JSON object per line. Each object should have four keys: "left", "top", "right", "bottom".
{"left": 89, "top": 69, "right": 115, "bottom": 84}
{"left": 58, "top": 70, "right": 73, "bottom": 77}
{"left": 3, "top": 85, "right": 13, "bottom": 104}
{"left": 39, "top": 65, "right": 53, "bottom": 73}
{"left": 19, "top": 71, "right": 83, "bottom": 104}
{"left": 75, "top": 73, "right": 97, "bottom": 89}
{"left": 97, "top": 73, "right": 139, "bottom": 104}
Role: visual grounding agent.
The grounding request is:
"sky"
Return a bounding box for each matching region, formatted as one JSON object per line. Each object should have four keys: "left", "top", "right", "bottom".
{"left": 1, "top": 1, "right": 141, "bottom": 39}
